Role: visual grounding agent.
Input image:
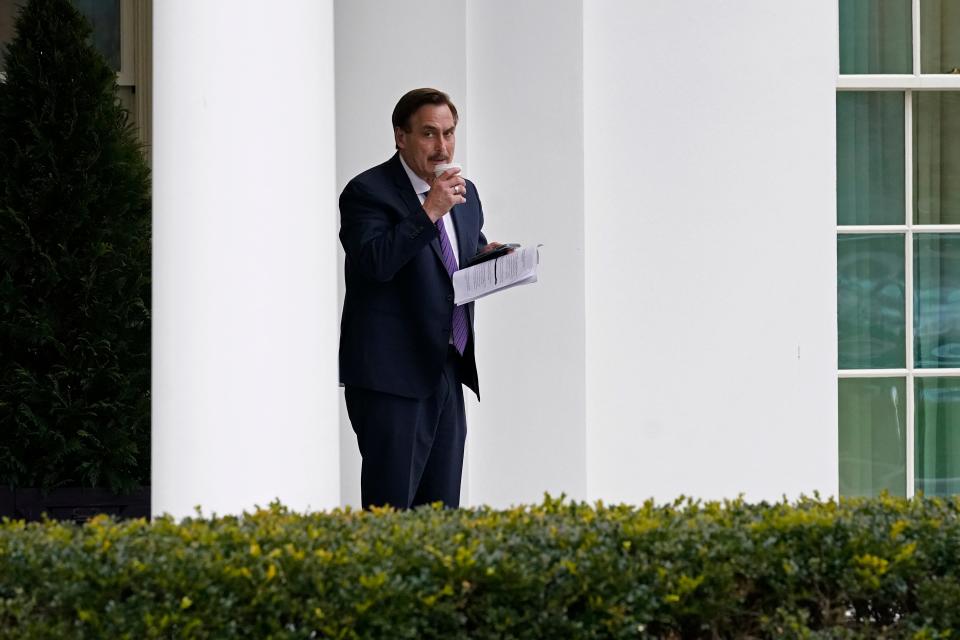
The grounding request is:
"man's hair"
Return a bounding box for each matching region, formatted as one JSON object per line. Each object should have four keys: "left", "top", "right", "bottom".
{"left": 392, "top": 88, "right": 459, "bottom": 135}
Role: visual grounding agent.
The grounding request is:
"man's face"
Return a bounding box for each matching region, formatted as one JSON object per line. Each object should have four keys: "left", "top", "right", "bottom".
{"left": 395, "top": 104, "right": 456, "bottom": 183}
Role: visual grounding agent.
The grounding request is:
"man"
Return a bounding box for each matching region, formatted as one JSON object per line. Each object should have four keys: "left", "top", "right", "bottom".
{"left": 339, "top": 88, "right": 496, "bottom": 510}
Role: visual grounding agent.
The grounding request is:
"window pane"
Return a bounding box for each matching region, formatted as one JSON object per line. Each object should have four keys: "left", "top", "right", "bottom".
{"left": 914, "top": 92, "right": 960, "bottom": 224}
{"left": 838, "top": 234, "right": 906, "bottom": 369}
{"left": 839, "top": 378, "right": 907, "bottom": 497}
{"left": 915, "top": 377, "right": 960, "bottom": 496}
{"left": 0, "top": 1, "right": 23, "bottom": 75}
{"left": 914, "top": 234, "right": 960, "bottom": 367}
{"left": 1, "top": 1, "right": 120, "bottom": 73}
{"left": 837, "top": 92, "right": 905, "bottom": 225}
{"left": 839, "top": 0, "right": 913, "bottom": 74}
{"left": 72, "top": 0, "right": 121, "bottom": 71}
{"left": 921, "top": 0, "right": 960, "bottom": 74}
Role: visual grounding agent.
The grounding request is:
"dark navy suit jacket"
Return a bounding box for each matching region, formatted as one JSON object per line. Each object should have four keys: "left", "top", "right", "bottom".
{"left": 338, "top": 153, "right": 487, "bottom": 399}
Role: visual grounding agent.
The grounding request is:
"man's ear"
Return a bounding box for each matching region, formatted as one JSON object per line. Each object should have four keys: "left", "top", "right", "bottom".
{"left": 394, "top": 127, "right": 406, "bottom": 150}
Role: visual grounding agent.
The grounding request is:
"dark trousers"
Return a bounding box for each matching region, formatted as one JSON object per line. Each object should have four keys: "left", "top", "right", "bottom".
{"left": 344, "top": 347, "right": 467, "bottom": 510}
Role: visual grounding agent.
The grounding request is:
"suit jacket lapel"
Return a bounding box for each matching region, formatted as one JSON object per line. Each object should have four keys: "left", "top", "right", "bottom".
{"left": 388, "top": 154, "right": 445, "bottom": 266}
{"left": 451, "top": 204, "right": 473, "bottom": 267}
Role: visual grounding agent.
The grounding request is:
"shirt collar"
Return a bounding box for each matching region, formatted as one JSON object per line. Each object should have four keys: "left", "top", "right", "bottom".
{"left": 398, "top": 153, "right": 432, "bottom": 196}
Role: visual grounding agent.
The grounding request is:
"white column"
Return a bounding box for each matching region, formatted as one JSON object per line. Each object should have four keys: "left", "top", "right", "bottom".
{"left": 583, "top": 0, "right": 838, "bottom": 503}
{"left": 153, "top": 0, "right": 340, "bottom": 517}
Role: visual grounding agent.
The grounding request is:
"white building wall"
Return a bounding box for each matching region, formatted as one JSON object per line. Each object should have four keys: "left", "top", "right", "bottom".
{"left": 583, "top": 0, "right": 839, "bottom": 503}
{"left": 465, "top": 0, "right": 587, "bottom": 506}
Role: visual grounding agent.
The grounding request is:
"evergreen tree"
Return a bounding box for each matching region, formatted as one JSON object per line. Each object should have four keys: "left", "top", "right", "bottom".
{"left": 0, "top": 0, "right": 151, "bottom": 492}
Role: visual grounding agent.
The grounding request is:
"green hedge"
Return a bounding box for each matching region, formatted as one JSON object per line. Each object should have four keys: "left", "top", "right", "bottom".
{"left": 1, "top": 495, "right": 959, "bottom": 639}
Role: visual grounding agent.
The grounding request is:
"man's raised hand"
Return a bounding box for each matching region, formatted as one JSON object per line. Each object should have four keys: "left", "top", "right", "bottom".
{"left": 423, "top": 169, "right": 467, "bottom": 222}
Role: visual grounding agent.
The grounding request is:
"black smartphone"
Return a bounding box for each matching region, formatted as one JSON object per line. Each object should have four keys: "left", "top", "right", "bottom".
{"left": 466, "top": 243, "right": 520, "bottom": 267}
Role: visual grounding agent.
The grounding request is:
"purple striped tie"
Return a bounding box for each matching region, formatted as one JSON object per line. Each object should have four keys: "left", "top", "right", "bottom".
{"left": 435, "top": 215, "right": 469, "bottom": 355}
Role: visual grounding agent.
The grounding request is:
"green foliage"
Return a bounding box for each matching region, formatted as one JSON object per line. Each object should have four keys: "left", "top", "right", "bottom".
{"left": 1, "top": 495, "right": 959, "bottom": 638}
{"left": 0, "top": 0, "right": 151, "bottom": 491}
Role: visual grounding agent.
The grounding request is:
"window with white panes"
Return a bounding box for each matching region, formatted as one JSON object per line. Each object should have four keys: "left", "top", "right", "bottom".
{"left": 838, "top": 0, "right": 960, "bottom": 498}
{"left": 0, "top": 1, "right": 149, "bottom": 156}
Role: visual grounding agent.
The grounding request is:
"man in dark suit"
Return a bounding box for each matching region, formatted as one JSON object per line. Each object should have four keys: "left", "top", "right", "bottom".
{"left": 339, "top": 88, "right": 496, "bottom": 510}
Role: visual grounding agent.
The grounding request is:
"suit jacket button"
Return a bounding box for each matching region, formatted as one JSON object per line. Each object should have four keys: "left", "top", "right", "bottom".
{"left": 446, "top": 294, "right": 453, "bottom": 301}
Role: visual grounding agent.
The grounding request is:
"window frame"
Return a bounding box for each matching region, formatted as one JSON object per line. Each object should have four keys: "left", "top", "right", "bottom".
{"left": 116, "top": 0, "right": 135, "bottom": 86}
{"left": 838, "top": 0, "right": 960, "bottom": 498}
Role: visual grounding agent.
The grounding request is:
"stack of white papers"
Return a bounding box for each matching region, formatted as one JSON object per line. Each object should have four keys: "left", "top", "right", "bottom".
{"left": 453, "top": 245, "right": 541, "bottom": 305}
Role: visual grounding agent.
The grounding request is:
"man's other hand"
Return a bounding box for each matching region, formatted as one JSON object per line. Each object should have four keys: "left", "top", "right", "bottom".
{"left": 423, "top": 169, "right": 467, "bottom": 222}
{"left": 479, "top": 242, "right": 512, "bottom": 254}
